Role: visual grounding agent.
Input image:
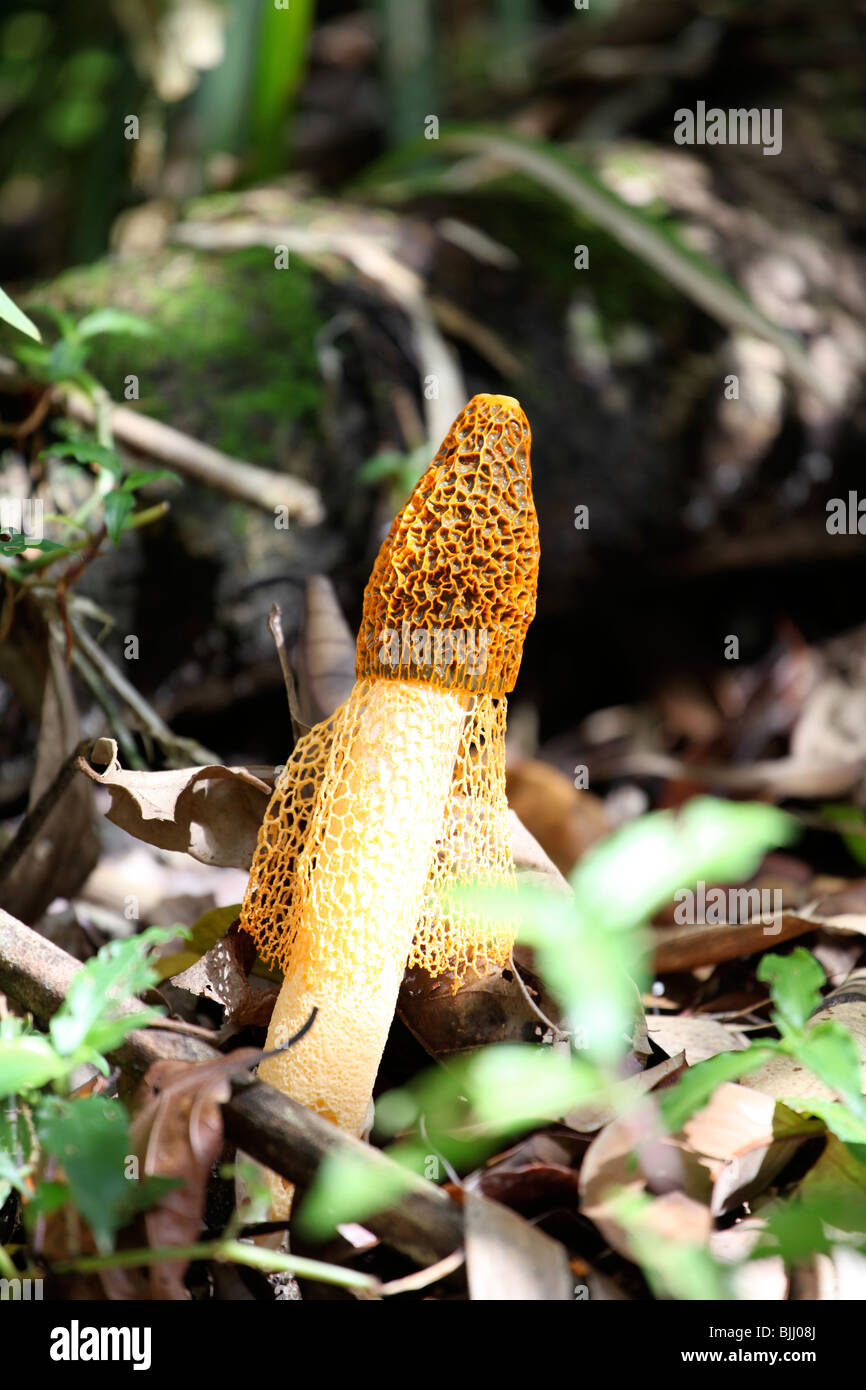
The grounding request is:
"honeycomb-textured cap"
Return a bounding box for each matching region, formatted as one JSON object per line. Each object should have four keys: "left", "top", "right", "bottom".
{"left": 355, "top": 394, "right": 538, "bottom": 696}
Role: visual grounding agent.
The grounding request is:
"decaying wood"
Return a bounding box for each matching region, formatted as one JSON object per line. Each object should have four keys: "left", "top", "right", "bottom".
{"left": 0, "top": 909, "right": 463, "bottom": 1267}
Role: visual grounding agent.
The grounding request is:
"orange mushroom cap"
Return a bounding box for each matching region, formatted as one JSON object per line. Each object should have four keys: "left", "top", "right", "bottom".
{"left": 355, "top": 394, "right": 538, "bottom": 696}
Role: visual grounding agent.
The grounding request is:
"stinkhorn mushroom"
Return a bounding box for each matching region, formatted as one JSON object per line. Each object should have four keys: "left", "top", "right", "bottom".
{"left": 240, "top": 393, "right": 539, "bottom": 1215}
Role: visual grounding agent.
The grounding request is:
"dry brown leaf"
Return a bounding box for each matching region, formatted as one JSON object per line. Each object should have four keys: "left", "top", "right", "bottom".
{"left": 578, "top": 1093, "right": 711, "bottom": 1258}
{"left": 508, "top": 810, "right": 571, "bottom": 895}
{"left": 646, "top": 1014, "right": 748, "bottom": 1065}
{"left": 463, "top": 1190, "right": 573, "bottom": 1300}
{"left": 565, "top": 1052, "right": 686, "bottom": 1134}
{"left": 170, "top": 924, "right": 279, "bottom": 1027}
{"left": 78, "top": 740, "right": 274, "bottom": 868}
{"left": 3, "top": 637, "right": 98, "bottom": 922}
{"left": 790, "top": 881, "right": 866, "bottom": 935}
{"left": 710, "top": 1218, "right": 788, "bottom": 1300}
{"left": 471, "top": 1129, "right": 588, "bottom": 1212}
{"left": 505, "top": 757, "right": 610, "bottom": 877}
{"left": 397, "top": 957, "right": 562, "bottom": 1061}
{"left": 793, "top": 1248, "right": 866, "bottom": 1300}
{"left": 129, "top": 1051, "right": 261, "bottom": 1298}
{"left": 682, "top": 1083, "right": 821, "bottom": 1216}
{"left": 652, "top": 913, "right": 817, "bottom": 973}
{"left": 791, "top": 676, "right": 866, "bottom": 788}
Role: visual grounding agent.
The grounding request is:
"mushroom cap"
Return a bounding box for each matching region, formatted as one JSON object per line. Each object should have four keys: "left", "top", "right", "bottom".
{"left": 355, "top": 394, "right": 538, "bottom": 696}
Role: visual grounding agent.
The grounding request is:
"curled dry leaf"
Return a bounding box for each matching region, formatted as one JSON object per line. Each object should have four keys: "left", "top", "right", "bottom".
{"left": 681, "top": 1082, "right": 822, "bottom": 1217}
{"left": 469, "top": 1129, "right": 589, "bottom": 1213}
{"left": 76, "top": 744, "right": 570, "bottom": 889}
{"left": 170, "top": 923, "right": 279, "bottom": 1028}
{"left": 129, "top": 1051, "right": 261, "bottom": 1299}
{"left": 578, "top": 1091, "right": 712, "bottom": 1259}
{"left": 77, "top": 740, "right": 275, "bottom": 869}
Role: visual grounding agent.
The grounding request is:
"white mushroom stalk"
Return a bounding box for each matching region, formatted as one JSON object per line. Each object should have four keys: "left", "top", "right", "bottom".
{"left": 240, "top": 394, "right": 539, "bottom": 1217}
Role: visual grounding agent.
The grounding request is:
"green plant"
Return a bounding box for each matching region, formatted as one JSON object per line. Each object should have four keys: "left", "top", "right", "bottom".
{"left": 0, "top": 307, "right": 178, "bottom": 572}
{"left": 0, "top": 928, "right": 181, "bottom": 1252}
{"left": 0, "top": 285, "right": 41, "bottom": 341}
{"left": 298, "top": 796, "right": 866, "bottom": 1297}
{"left": 12, "top": 305, "right": 153, "bottom": 394}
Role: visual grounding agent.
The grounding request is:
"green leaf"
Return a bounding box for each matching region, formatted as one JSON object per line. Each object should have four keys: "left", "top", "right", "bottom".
{"left": 0, "top": 534, "right": 71, "bottom": 558}
{"left": 154, "top": 905, "right": 262, "bottom": 980}
{"left": 25, "top": 303, "right": 77, "bottom": 340}
{"left": 44, "top": 338, "right": 88, "bottom": 384}
{"left": 659, "top": 1047, "right": 778, "bottom": 1132}
{"left": 22, "top": 1180, "right": 71, "bottom": 1224}
{"left": 249, "top": 0, "right": 315, "bottom": 176}
{"left": 48, "top": 927, "right": 179, "bottom": 1062}
{"left": 0, "top": 286, "right": 41, "bottom": 341}
{"left": 0, "top": 1101, "right": 36, "bottom": 1207}
{"left": 76, "top": 309, "right": 154, "bottom": 341}
{"left": 120, "top": 468, "right": 181, "bottom": 494}
{"left": 758, "top": 948, "right": 825, "bottom": 1038}
{"left": 375, "top": 1043, "right": 598, "bottom": 1165}
{"left": 296, "top": 1148, "right": 413, "bottom": 1240}
{"left": 793, "top": 1021, "right": 866, "bottom": 1117}
{"left": 42, "top": 440, "right": 123, "bottom": 475}
{"left": 782, "top": 1097, "right": 866, "bottom": 1147}
{"left": 39, "top": 1096, "right": 176, "bottom": 1253}
{"left": 103, "top": 490, "right": 135, "bottom": 545}
{"left": 755, "top": 1196, "right": 833, "bottom": 1263}
{"left": 0, "top": 1036, "right": 68, "bottom": 1099}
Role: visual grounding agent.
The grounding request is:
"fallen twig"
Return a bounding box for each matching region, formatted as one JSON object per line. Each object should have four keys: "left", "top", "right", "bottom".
{"left": 0, "top": 910, "right": 464, "bottom": 1268}
{"left": 62, "top": 389, "right": 324, "bottom": 524}
{"left": 0, "top": 360, "right": 323, "bottom": 526}
{"left": 0, "top": 738, "right": 91, "bottom": 883}
{"left": 69, "top": 617, "right": 220, "bottom": 768}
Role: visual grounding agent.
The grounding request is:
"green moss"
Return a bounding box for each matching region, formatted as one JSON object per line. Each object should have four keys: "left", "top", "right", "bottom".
{"left": 33, "top": 247, "right": 325, "bottom": 466}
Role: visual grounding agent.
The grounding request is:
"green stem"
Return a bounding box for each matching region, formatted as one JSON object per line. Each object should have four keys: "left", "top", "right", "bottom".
{"left": 4, "top": 502, "right": 168, "bottom": 581}
{"left": 55, "top": 1238, "right": 380, "bottom": 1293}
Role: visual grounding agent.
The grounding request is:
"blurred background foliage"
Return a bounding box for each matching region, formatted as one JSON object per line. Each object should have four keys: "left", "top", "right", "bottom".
{"left": 2, "top": 0, "right": 866, "bottom": 768}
